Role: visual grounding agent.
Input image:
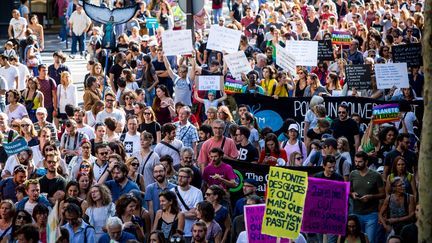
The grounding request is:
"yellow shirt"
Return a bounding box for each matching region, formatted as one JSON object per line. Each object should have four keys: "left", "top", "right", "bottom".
{"left": 274, "top": 84, "right": 290, "bottom": 97}
{"left": 259, "top": 79, "right": 277, "bottom": 96}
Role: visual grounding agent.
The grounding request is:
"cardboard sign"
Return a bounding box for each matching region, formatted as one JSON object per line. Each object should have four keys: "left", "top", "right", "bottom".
{"left": 262, "top": 167, "right": 308, "bottom": 239}
{"left": 392, "top": 43, "right": 423, "bottom": 67}
{"left": 145, "top": 17, "right": 159, "bottom": 29}
{"left": 375, "top": 63, "right": 410, "bottom": 89}
{"left": 301, "top": 178, "right": 350, "bottom": 235}
{"left": 372, "top": 104, "right": 400, "bottom": 124}
{"left": 318, "top": 40, "right": 334, "bottom": 61}
{"left": 224, "top": 78, "right": 243, "bottom": 94}
{"left": 197, "top": 75, "right": 223, "bottom": 91}
{"left": 245, "top": 205, "right": 289, "bottom": 243}
{"left": 206, "top": 25, "right": 242, "bottom": 53}
{"left": 3, "top": 138, "right": 28, "bottom": 156}
{"left": 162, "top": 29, "right": 193, "bottom": 56}
{"left": 345, "top": 65, "right": 372, "bottom": 90}
{"left": 224, "top": 51, "right": 252, "bottom": 80}
{"left": 276, "top": 44, "right": 296, "bottom": 74}
{"left": 331, "top": 31, "right": 352, "bottom": 45}
{"left": 285, "top": 41, "right": 318, "bottom": 66}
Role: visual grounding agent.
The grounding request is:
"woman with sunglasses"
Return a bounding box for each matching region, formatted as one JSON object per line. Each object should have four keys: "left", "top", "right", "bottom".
{"left": 138, "top": 106, "right": 161, "bottom": 145}
{"left": 5, "top": 209, "right": 32, "bottom": 243}
{"left": 122, "top": 90, "right": 137, "bottom": 118}
{"left": 293, "top": 67, "right": 308, "bottom": 97}
{"left": 126, "top": 157, "right": 146, "bottom": 192}
{"left": 85, "top": 184, "right": 116, "bottom": 242}
{"left": 152, "top": 85, "right": 175, "bottom": 125}
{"left": 0, "top": 200, "right": 14, "bottom": 242}
{"left": 68, "top": 140, "right": 96, "bottom": 181}
{"left": 288, "top": 151, "right": 304, "bottom": 167}
{"left": 19, "top": 118, "right": 38, "bottom": 147}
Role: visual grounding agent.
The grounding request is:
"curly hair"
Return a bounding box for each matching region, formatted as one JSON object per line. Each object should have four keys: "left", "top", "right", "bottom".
{"left": 86, "top": 184, "right": 112, "bottom": 207}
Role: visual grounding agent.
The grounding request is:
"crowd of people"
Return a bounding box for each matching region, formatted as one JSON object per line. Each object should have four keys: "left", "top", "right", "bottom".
{"left": 0, "top": 0, "right": 425, "bottom": 242}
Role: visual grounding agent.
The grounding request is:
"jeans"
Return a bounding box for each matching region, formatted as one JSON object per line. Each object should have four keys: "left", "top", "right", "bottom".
{"left": 46, "top": 106, "right": 54, "bottom": 123}
{"left": 212, "top": 8, "right": 222, "bottom": 24}
{"left": 145, "top": 87, "right": 155, "bottom": 106}
{"left": 355, "top": 212, "right": 378, "bottom": 243}
{"left": 59, "top": 16, "right": 67, "bottom": 41}
{"left": 71, "top": 32, "right": 85, "bottom": 55}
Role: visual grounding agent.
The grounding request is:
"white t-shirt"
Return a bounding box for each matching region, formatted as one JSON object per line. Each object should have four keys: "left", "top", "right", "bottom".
{"left": 57, "top": 84, "right": 78, "bottom": 113}
{"left": 24, "top": 201, "right": 38, "bottom": 216}
{"left": 5, "top": 104, "right": 28, "bottom": 122}
{"left": 15, "top": 63, "right": 29, "bottom": 90}
{"left": 0, "top": 76, "right": 7, "bottom": 104}
{"left": 154, "top": 139, "right": 184, "bottom": 166}
{"left": 69, "top": 11, "right": 91, "bottom": 36}
{"left": 170, "top": 186, "right": 203, "bottom": 237}
{"left": 9, "top": 17, "right": 27, "bottom": 39}
{"left": 77, "top": 125, "right": 95, "bottom": 140}
{"left": 122, "top": 132, "right": 141, "bottom": 156}
{"left": 0, "top": 66, "right": 19, "bottom": 90}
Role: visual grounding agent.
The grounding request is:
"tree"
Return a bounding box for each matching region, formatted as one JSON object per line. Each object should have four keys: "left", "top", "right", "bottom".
{"left": 418, "top": 0, "right": 432, "bottom": 241}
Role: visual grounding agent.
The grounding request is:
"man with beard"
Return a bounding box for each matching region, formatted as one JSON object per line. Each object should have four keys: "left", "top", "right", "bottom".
{"left": 171, "top": 167, "right": 203, "bottom": 241}
{"left": 154, "top": 123, "right": 184, "bottom": 166}
{"left": 202, "top": 147, "right": 237, "bottom": 190}
{"left": 39, "top": 152, "right": 67, "bottom": 205}
{"left": 105, "top": 163, "right": 139, "bottom": 202}
{"left": 192, "top": 221, "right": 208, "bottom": 243}
{"left": 64, "top": 203, "right": 95, "bottom": 242}
{"left": 233, "top": 178, "right": 259, "bottom": 218}
{"left": 60, "top": 119, "right": 89, "bottom": 164}
{"left": 350, "top": 151, "right": 385, "bottom": 243}
{"left": 173, "top": 147, "right": 202, "bottom": 189}
{"left": 93, "top": 143, "right": 110, "bottom": 183}
{"left": 145, "top": 164, "right": 176, "bottom": 220}
{"left": 95, "top": 92, "right": 126, "bottom": 125}
{"left": 16, "top": 179, "right": 51, "bottom": 214}
{"left": 74, "top": 107, "right": 95, "bottom": 139}
{"left": 0, "top": 165, "right": 28, "bottom": 202}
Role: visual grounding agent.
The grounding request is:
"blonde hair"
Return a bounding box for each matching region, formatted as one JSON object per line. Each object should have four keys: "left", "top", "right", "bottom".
{"left": 60, "top": 71, "right": 72, "bottom": 86}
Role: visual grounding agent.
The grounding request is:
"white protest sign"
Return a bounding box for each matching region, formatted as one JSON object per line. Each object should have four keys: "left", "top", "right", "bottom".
{"left": 276, "top": 44, "right": 296, "bottom": 74}
{"left": 206, "top": 25, "right": 242, "bottom": 53}
{"left": 375, "top": 63, "right": 410, "bottom": 89}
{"left": 198, "top": 76, "right": 222, "bottom": 90}
{"left": 162, "top": 29, "right": 193, "bottom": 56}
{"left": 224, "top": 51, "right": 252, "bottom": 80}
{"left": 285, "top": 41, "right": 318, "bottom": 66}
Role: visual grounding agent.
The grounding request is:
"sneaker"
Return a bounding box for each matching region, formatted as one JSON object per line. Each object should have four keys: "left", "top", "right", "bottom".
{"left": 60, "top": 40, "right": 66, "bottom": 43}
{"left": 69, "top": 55, "right": 75, "bottom": 59}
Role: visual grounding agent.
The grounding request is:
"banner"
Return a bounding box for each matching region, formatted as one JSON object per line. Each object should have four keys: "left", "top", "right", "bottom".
{"left": 372, "top": 104, "right": 400, "bottom": 124}
{"left": 375, "top": 63, "right": 409, "bottom": 89}
{"left": 318, "top": 40, "right": 334, "bottom": 61}
{"left": 276, "top": 44, "right": 296, "bottom": 74}
{"left": 331, "top": 31, "right": 352, "bottom": 45}
{"left": 262, "top": 167, "right": 308, "bottom": 239}
{"left": 285, "top": 41, "right": 318, "bottom": 66}
{"left": 224, "top": 51, "right": 252, "bottom": 80}
{"left": 162, "top": 29, "right": 193, "bottom": 56}
{"left": 232, "top": 94, "right": 424, "bottom": 136}
{"left": 197, "top": 76, "right": 222, "bottom": 91}
{"left": 207, "top": 25, "right": 242, "bottom": 53}
{"left": 3, "top": 138, "right": 28, "bottom": 156}
{"left": 224, "top": 78, "right": 243, "bottom": 94}
{"left": 345, "top": 64, "right": 372, "bottom": 90}
{"left": 47, "top": 201, "right": 60, "bottom": 243}
{"left": 301, "top": 178, "right": 350, "bottom": 235}
{"left": 392, "top": 43, "right": 422, "bottom": 67}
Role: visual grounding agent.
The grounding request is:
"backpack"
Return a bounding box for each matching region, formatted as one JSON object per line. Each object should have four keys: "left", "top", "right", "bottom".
{"left": 338, "top": 155, "right": 353, "bottom": 177}
{"left": 282, "top": 139, "right": 304, "bottom": 156}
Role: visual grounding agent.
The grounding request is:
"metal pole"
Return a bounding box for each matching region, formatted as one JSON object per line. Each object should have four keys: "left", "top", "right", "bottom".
{"left": 185, "top": 0, "right": 195, "bottom": 44}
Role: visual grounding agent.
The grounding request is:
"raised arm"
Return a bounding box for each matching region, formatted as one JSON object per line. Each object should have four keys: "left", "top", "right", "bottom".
{"left": 162, "top": 54, "right": 175, "bottom": 80}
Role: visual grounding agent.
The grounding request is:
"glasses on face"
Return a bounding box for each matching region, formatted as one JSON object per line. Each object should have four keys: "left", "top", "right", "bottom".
{"left": 178, "top": 175, "right": 190, "bottom": 179}
{"left": 125, "top": 97, "right": 131, "bottom": 100}
{"left": 297, "top": 72, "right": 304, "bottom": 75}
{"left": 16, "top": 214, "right": 26, "bottom": 220}
{"left": 45, "top": 148, "right": 54, "bottom": 152}
{"left": 144, "top": 112, "right": 152, "bottom": 115}
{"left": 80, "top": 164, "right": 90, "bottom": 169}
{"left": 131, "top": 163, "right": 139, "bottom": 167}
{"left": 20, "top": 124, "right": 30, "bottom": 128}
{"left": 213, "top": 127, "right": 224, "bottom": 130}
{"left": 11, "top": 124, "right": 19, "bottom": 128}
{"left": 47, "top": 160, "right": 57, "bottom": 165}
{"left": 99, "top": 152, "right": 108, "bottom": 156}
{"left": 295, "top": 156, "right": 303, "bottom": 160}
{"left": 105, "top": 99, "right": 116, "bottom": 103}
{"left": 338, "top": 111, "right": 347, "bottom": 114}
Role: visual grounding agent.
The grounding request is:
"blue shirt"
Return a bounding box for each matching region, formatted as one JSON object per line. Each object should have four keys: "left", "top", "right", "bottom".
{"left": 65, "top": 221, "right": 95, "bottom": 243}
{"left": 98, "top": 231, "right": 136, "bottom": 243}
{"left": 144, "top": 182, "right": 176, "bottom": 212}
{"left": 105, "top": 179, "right": 140, "bottom": 202}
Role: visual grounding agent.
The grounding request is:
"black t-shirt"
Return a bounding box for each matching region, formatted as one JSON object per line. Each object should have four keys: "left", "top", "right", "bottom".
{"left": 314, "top": 171, "right": 344, "bottom": 181}
{"left": 306, "top": 128, "right": 332, "bottom": 141}
{"left": 232, "top": 2, "right": 242, "bottom": 22}
{"left": 305, "top": 17, "right": 320, "bottom": 40}
{"left": 109, "top": 63, "right": 124, "bottom": 91}
{"left": 236, "top": 143, "right": 259, "bottom": 163}
{"left": 39, "top": 175, "right": 67, "bottom": 198}
{"left": 246, "top": 23, "right": 265, "bottom": 47}
{"left": 331, "top": 118, "right": 359, "bottom": 153}
{"left": 138, "top": 121, "right": 161, "bottom": 145}
{"left": 400, "top": 223, "right": 417, "bottom": 243}
{"left": 152, "top": 59, "right": 173, "bottom": 94}
{"left": 173, "top": 164, "right": 202, "bottom": 189}
{"left": 384, "top": 149, "right": 417, "bottom": 174}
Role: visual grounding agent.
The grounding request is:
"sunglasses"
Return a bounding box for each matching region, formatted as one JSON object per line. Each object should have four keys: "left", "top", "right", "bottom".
{"left": 20, "top": 124, "right": 30, "bottom": 127}
{"left": 80, "top": 164, "right": 90, "bottom": 169}
{"left": 16, "top": 215, "right": 26, "bottom": 220}
{"left": 131, "top": 163, "right": 139, "bottom": 167}
{"left": 295, "top": 157, "right": 303, "bottom": 160}
{"left": 105, "top": 99, "right": 116, "bottom": 103}
{"left": 45, "top": 148, "right": 55, "bottom": 152}
{"left": 99, "top": 152, "right": 108, "bottom": 156}
{"left": 338, "top": 111, "right": 347, "bottom": 114}
{"left": 47, "top": 160, "right": 57, "bottom": 164}
{"left": 144, "top": 112, "right": 152, "bottom": 115}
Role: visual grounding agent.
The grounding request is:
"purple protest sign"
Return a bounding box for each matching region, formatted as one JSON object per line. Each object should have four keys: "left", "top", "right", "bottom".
{"left": 244, "top": 205, "right": 290, "bottom": 243}
{"left": 301, "top": 178, "right": 350, "bottom": 235}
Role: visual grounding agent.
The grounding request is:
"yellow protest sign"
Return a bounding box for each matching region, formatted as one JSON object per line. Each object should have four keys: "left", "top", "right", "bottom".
{"left": 262, "top": 167, "right": 308, "bottom": 239}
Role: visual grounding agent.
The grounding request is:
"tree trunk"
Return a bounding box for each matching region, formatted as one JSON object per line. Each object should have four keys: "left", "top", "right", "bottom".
{"left": 418, "top": 0, "right": 432, "bottom": 241}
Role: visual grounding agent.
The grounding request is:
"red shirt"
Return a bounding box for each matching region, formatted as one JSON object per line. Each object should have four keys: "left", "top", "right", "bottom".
{"left": 258, "top": 149, "right": 288, "bottom": 166}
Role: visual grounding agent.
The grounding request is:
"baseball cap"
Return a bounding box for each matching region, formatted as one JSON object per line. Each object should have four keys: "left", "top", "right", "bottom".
{"left": 142, "top": 35, "right": 150, "bottom": 41}
{"left": 36, "top": 107, "right": 47, "bottom": 114}
{"left": 288, "top": 124, "right": 299, "bottom": 131}
{"left": 243, "top": 178, "right": 259, "bottom": 187}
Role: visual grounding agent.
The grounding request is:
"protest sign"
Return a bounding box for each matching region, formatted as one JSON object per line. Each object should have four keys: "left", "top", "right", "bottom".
{"left": 245, "top": 205, "right": 281, "bottom": 243}
{"left": 224, "top": 78, "right": 243, "bottom": 94}
{"left": 331, "top": 31, "right": 352, "bottom": 45}
{"left": 145, "top": 17, "right": 159, "bottom": 29}
{"left": 318, "top": 40, "right": 334, "bottom": 61}
{"left": 286, "top": 41, "right": 318, "bottom": 66}
{"left": 345, "top": 64, "right": 372, "bottom": 90}
{"left": 262, "top": 167, "right": 308, "bottom": 239}
{"left": 392, "top": 43, "right": 422, "bottom": 67}
{"left": 3, "top": 138, "right": 28, "bottom": 156}
{"left": 301, "top": 178, "right": 350, "bottom": 235}
{"left": 372, "top": 104, "right": 400, "bottom": 124}
{"left": 224, "top": 51, "right": 252, "bottom": 80}
{"left": 162, "top": 29, "right": 193, "bottom": 56}
{"left": 375, "top": 63, "right": 409, "bottom": 89}
{"left": 197, "top": 76, "right": 222, "bottom": 90}
{"left": 276, "top": 44, "right": 296, "bottom": 74}
{"left": 207, "top": 25, "right": 242, "bottom": 53}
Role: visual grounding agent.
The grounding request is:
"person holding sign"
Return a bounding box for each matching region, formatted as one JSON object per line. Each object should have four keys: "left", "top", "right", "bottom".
{"left": 194, "top": 90, "right": 227, "bottom": 114}
{"left": 162, "top": 54, "right": 194, "bottom": 107}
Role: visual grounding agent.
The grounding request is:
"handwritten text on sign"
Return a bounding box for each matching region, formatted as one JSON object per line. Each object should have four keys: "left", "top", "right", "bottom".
{"left": 286, "top": 41, "right": 318, "bottom": 67}
{"left": 372, "top": 104, "right": 400, "bottom": 124}
{"left": 162, "top": 29, "right": 193, "bottom": 56}
{"left": 375, "top": 63, "right": 409, "bottom": 89}
{"left": 301, "top": 178, "right": 350, "bottom": 235}
{"left": 207, "top": 25, "right": 242, "bottom": 53}
{"left": 276, "top": 45, "right": 296, "bottom": 75}
{"left": 3, "top": 138, "right": 28, "bottom": 156}
{"left": 198, "top": 76, "right": 222, "bottom": 91}
{"left": 262, "top": 167, "right": 308, "bottom": 239}
{"left": 224, "top": 51, "right": 252, "bottom": 80}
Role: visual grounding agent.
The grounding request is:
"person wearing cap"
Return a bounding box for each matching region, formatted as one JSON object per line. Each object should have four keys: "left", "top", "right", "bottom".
{"left": 282, "top": 123, "right": 307, "bottom": 164}
{"left": 322, "top": 137, "right": 351, "bottom": 181}
{"left": 0, "top": 164, "right": 28, "bottom": 202}
{"left": 233, "top": 178, "right": 259, "bottom": 217}
{"left": 68, "top": 1, "right": 91, "bottom": 58}
{"left": 59, "top": 119, "right": 89, "bottom": 164}
{"left": 34, "top": 107, "right": 59, "bottom": 145}
{"left": 3, "top": 41, "right": 16, "bottom": 58}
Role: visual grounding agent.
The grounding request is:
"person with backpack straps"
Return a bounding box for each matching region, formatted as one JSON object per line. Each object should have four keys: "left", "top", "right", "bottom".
{"left": 282, "top": 123, "right": 307, "bottom": 164}
{"left": 64, "top": 203, "right": 96, "bottom": 243}
{"left": 322, "top": 137, "right": 351, "bottom": 181}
